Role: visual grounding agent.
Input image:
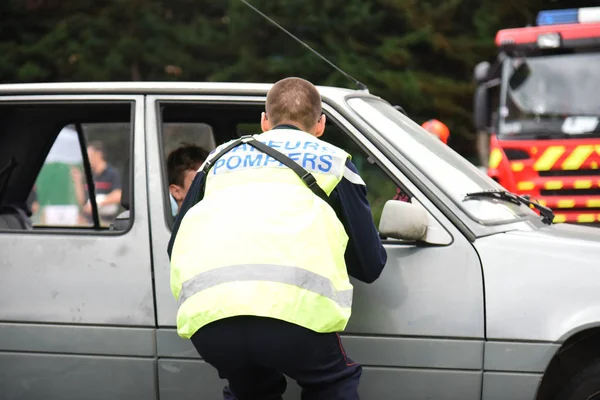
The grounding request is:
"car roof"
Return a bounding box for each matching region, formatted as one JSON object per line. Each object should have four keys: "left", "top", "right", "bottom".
{"left": 0, "top": 81, "right": 362, "bottom": 99}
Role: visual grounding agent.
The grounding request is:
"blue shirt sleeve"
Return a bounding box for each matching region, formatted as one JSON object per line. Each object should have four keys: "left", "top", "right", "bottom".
{"left": 167, "top": 170, "right": 206, "bottom": 260}
{"left": 330, "top": 159, "right": 387, "bottom": 283}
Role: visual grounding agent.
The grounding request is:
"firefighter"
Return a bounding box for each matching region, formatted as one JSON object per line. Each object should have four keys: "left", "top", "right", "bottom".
{"left": 168, "top": 77, "right": 387, "bottom": 399}
{"left": 422, "top": 119, "right": 450, "bottom": 145}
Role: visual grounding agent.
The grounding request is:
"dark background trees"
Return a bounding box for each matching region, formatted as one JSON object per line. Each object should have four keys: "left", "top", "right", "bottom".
{"left": 0, "top": 0, "right": 595, "bottom": 161}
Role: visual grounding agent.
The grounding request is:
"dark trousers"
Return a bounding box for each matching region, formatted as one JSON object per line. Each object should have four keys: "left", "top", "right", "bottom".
{"left": 190, "top": 316, "right": 362, "bottom": 400}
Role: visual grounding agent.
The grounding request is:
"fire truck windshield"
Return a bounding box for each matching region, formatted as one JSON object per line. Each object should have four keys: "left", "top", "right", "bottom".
{"left": 499, "top": 52, "right": 600, "bottom": 138}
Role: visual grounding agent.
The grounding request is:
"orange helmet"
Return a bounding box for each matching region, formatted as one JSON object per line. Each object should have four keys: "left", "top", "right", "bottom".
{"left": 422, "top": 119, "right": 450, "bottom": 144}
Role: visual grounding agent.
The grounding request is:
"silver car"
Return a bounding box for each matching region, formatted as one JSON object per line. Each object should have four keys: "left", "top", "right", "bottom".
{"left": 0, "top": 82, "right": 599, "bottom": 400}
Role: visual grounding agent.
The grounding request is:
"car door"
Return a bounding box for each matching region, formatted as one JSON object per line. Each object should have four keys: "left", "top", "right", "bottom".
{"left": 146, "top": 94, "right": 485, "bottom": 400}
{"left": 325, "top": 102, "right": 485, "bottom": 399}
{"left": 0, "top": 95, "right": 157, "bottom": 400}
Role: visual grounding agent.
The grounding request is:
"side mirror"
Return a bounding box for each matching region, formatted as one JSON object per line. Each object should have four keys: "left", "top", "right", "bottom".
{"left": 473, "top": 61, "right": 490, "bottom": 84}
{"left": 473, "top": 84, "right": 489, "bottom": 132}
{"left": 378, "top": 200, "right": 428, "bottom": 241}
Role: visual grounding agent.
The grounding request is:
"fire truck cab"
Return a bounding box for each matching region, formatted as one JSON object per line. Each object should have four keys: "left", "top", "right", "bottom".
{"left": 474, "top": 7, "right": 600, "bottom": 224}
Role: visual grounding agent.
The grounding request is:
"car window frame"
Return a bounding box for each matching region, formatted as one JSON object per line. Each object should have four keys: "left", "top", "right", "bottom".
{"left": 0, "top": 95, "right": 140, "bottom": 237}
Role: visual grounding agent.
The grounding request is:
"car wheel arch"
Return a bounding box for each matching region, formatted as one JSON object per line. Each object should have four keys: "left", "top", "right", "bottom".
{"left": 536, "top": 327, "right": 600, "bottom": 400}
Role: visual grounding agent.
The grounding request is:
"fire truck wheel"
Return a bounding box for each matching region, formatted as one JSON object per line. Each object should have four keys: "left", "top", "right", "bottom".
{"left": 555, "top": 361, "right": 600, "bottom": 400}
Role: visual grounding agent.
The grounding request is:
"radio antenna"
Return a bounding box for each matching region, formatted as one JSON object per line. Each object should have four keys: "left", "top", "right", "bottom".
{"left": 239, "top": 0, "right": 369, "bottom": 92}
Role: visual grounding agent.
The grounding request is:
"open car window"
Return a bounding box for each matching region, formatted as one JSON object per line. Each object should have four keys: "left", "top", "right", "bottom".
{"left": 157, "top": 100, "right": 406, "bottom": 231}
{"left": 0, "top": 101, "right": 133, "bottom": 232}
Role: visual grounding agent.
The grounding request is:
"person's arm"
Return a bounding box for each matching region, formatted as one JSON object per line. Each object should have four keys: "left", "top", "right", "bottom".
{"left": 330, "top": 159, "right": 387, "bottom": 283}
{"left": 99, "top": 189, "right": 122, "bottom": 206}
{"left": 71, "top": 166, "right": 86, "bottom": 206}
{"left": 167, "top": 170, "right": 207, "bottom": 260}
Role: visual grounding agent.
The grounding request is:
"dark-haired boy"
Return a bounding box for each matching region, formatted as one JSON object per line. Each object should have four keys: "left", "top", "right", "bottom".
{"left": 167, "top": 144, "right": 209, "bottom": 214}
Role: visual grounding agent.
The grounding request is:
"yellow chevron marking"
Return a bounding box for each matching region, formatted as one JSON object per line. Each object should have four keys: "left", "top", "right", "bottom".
{"left": 511, "top": 162, "right": 524, "bottom": 172}
{"left": 562, "top": 145, "right": 594, "bottom": 170}
{"left": 557, "top": 200, "right": 575, "bottom": 208}
{"left": 489, "top": 149, "right": 502, "bottom": 169}
{"left": 578, "top": 214, "right": 596, "bottom": 223}
{"left": 553, "top": 214, "right": 566, "bottom": 223}
{"left": 534, "top": 146, "right": 565, "bottom": 171}
{"left": 537, "top": 199, "right": 547, "bottom": 207}
{"left": 574, "top": 180, "right": 592, "bottom": 189}
{"left": 587, "top": 199, "right": 600, "bottom": 208}
{"left": 592, "top": 161, "right": 598, "bottom": 170}
{"left": 545, "top": 181, "right": 563, "bottom": 190}
{"left": 517, "top": 181, "right": 535, "bottom": 191}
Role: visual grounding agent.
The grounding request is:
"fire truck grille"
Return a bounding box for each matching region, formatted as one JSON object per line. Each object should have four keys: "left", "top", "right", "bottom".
{"left": 541, "top": 188, "right": 600, "bottom": 196}
{"left": 540, "top": 170, "right": 600, "bottom": 177}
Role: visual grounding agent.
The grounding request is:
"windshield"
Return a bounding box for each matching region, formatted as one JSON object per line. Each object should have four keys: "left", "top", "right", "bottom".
{"left": 500, "top": 53, "right": 600, "bottom": 137}
{"left": 347, "top": 97, "right": 538, "bottom": 224}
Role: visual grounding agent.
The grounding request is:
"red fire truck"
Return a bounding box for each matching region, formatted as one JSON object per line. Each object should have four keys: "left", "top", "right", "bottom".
{"left": 474, "top": 7, "right": 600, "bottom": 224}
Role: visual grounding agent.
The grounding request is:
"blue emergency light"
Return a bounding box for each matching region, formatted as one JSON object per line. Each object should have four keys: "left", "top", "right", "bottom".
{"left": 537, "top": 7, "right": 600, "bottom": 26}
{"left": 537, "top": 9, "right": 578, "bottom": 26}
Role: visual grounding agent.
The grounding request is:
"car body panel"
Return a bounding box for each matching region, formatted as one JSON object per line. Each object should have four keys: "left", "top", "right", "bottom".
{"left": 484, "top": 342, "right": 560, "bottom": 373}
{"left": 482, "top": 372, "right": 542, "bottom": 400}
{"left": 476, "top": 223, "right": 600, "bottom": 341}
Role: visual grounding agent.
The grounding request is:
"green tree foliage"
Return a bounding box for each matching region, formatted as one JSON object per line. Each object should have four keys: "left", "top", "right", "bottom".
{"left": 1, "top": 0, "right": 598, "bottom": 159}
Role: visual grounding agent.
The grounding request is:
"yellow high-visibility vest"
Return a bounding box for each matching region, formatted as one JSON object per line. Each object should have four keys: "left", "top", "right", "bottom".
{"left": 170, "top": 128, "right": 353, "bottom": 339}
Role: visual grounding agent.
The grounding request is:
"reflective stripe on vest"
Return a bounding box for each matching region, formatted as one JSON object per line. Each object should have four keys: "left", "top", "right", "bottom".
{"left": 178, "top": 264, "right": 353, "bottom": 308}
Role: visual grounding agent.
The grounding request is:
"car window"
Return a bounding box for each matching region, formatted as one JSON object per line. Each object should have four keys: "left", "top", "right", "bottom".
{"left": 321, "top": 120, "right": 403, "bottom": 228}
{"left": 0, "top": 101, "right": 133, "bottom": 233}
{"left": 32, "top": 122, "right": 131, "bottom": 229}
{"left": 237, "top": 123, "right": 262, "bottom": 136}
{"left": 156, "top": 101, "right": 405, "bottom": 231}
{"left": 347, "top": 97, "right": 538, "bottom": 225}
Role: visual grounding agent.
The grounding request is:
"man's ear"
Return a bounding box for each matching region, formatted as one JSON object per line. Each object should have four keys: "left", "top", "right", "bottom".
{"left": 169, "top": 184, "right": 184, "bottom": 202}
{"left": 313, "top": 114, "right": 326, "bottom": 137}
{"left": 261, "top": 112, "right": 271, "bottom": 132}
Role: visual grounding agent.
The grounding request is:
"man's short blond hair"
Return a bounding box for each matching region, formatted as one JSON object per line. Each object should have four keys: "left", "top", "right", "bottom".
{"left": 265, "top": 77, "right": 322, "bottom": 131}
